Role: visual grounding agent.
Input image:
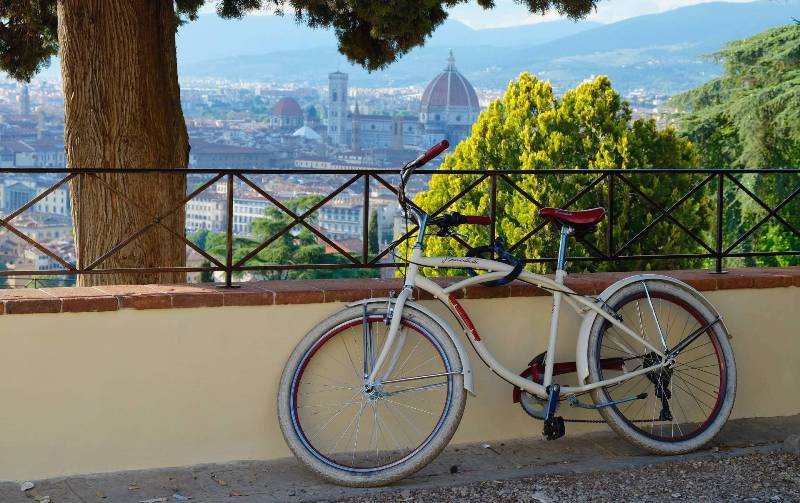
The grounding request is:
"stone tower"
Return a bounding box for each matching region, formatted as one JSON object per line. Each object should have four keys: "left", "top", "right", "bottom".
{"left": 19, "top": 84, "right": 30, "bottom": 116}
{"left": 36, "top": 109, "right": 45, "bottom": 140}
{"left": 391, "top": 116, "right": 404, "bottom": 150}
{"left": 327, "top": 71, "right": 348, "bottom": 145}
{"left": 351, "top": 98, "right": 361, "bottom": 153}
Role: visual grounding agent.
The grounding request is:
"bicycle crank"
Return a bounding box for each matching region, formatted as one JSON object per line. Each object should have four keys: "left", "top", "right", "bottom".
{"left": 542, "top": 384, "right": 565, "bottom": 440}
{"left": 512, "top": 351, "right": 626, "bottom": 421}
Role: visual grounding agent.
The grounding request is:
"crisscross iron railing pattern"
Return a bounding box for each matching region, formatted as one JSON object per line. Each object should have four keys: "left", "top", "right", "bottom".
{"left": 0, "top": 167, "right": 798, "bottom": 287}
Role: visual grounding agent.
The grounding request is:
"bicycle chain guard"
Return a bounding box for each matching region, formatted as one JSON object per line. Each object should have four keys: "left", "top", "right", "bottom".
{"left": 512, "top": 352, "right": 629, "bottom": 424}
{"left": 513, "top": 352, "right": 548, "bottom": 420}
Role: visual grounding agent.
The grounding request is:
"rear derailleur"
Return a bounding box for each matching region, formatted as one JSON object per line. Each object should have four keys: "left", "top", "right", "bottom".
{"left": 643, "top": 352, "right": 673, "bottom": 421}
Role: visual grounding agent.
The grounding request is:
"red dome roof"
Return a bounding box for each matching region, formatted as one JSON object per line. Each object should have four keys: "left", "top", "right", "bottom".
{"left": 272, "top": 97, "right": 303, "bottom": 117}
{"left": 421, "top": 51, "right": 479, "bottom": 111}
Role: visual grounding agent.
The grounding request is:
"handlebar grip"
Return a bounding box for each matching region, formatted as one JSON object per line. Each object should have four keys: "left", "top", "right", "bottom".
{"left": 412, "top": 139, "right": 449, "bottom": 168}
{"left": 464, "top": 215, "right": 492, "bottom": 225}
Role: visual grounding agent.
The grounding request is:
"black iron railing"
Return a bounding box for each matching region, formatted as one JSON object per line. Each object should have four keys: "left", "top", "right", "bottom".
{"left": 0, "top": 167, "right": 798, "bottom": 287}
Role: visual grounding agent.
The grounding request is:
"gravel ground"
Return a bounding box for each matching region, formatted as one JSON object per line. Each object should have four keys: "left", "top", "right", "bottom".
{"left": 335, "top": 451, "right": 800, "bottom": 503}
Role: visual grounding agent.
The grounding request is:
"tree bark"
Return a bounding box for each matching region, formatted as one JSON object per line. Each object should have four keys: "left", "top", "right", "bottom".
{"left": 58, "top": 0, "right": 189, "bottom": 286}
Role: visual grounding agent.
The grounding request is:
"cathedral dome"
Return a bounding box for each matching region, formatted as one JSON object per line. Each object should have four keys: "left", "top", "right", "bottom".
{"left": 420, "top": 51, "right": 480, "bottom": 126}
{"left": 272, "top": 97, "right": 303, "bottom": 117}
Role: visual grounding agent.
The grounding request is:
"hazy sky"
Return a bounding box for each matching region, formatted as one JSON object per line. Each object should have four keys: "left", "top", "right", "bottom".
{"left": 449, "top": 0, "right": 761, "bottom": 28}
{"left": 201, "top": 0, "right": 763, "bottom": 29}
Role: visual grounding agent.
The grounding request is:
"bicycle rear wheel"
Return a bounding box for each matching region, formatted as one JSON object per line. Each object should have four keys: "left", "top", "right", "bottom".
{"left": 588, "top": 281, "right": 736, "bottom": 454}
{"left": 278, "top": 304, "right": 466, "bottom": 487}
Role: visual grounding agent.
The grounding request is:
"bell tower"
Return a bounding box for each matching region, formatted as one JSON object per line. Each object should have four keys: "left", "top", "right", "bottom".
{"left": 327, "top": 71, "right": 348, "bottom": 145}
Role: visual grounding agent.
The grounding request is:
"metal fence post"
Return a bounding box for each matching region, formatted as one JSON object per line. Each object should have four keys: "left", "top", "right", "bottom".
{"left": 607, "top": 173, "right": 615, "bottom": 257}
{"left": 713, "top": 172, "right": 726, "bottom": 274}
{"left": 362, "top": 174, "right": 370, "bottom": 264}
{"left": 223, "top": 172, "right": 238, "bottom": 287}
{"left": 490, "top": 173, "right": 497, "bottom": 246}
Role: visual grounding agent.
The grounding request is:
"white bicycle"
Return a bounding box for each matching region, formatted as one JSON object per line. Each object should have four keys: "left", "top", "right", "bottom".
{"left": 277, "top": 141, "right": 737, "bottom": 487}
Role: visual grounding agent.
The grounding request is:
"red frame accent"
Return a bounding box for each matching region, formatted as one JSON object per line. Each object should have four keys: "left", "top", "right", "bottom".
{"left": 414, "top": 139, "right": 450, "bottom": 167}
{"left": 464, "top": 215, "right": 492, "bottom": 225}
{"left": 448, "top": 295, "right": 481, "bottom": 341}
{"left": 511, "top": 358, "right": 624, "bottom": 403}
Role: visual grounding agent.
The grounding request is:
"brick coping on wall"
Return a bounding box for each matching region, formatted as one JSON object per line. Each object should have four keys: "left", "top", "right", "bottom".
{"left": 0, "top": 267, "right": 797, "bottom": 316}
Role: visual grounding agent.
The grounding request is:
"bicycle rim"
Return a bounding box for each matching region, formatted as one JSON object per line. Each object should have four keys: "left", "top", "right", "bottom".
{"left": 594, "top": 290, "right": 727, "bottom": 442}
{"left": 288, "top": 315, "right": 456, "bottom": 474}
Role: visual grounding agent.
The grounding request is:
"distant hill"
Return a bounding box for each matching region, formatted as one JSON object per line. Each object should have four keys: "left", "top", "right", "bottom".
{"left": 176, "top": 16, "right": 601, "bottom": 63}
{"left": 526, "top": 1, "right": 799, "bottom": 58}
{"left": 178, "top": 0, "right": 799, "bottom": 95}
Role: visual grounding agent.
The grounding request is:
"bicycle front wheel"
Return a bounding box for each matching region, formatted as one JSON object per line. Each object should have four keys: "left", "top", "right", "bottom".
{"left": 277, "top": 304, "right": 466, "bottom": 487}
{"left": 588, "top": 281, "right": 736, "bottom": 454}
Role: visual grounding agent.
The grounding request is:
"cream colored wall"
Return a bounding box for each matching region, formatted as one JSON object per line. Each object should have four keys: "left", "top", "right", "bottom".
{"left": 0, "top": 286, "right": 797, "bottom": 481}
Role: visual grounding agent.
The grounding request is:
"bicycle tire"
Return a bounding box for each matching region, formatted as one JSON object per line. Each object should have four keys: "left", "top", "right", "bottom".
{"left": 587, "top": 281, "right": 736, "bottom": 454}
{"left": 277, "top": 304, "right": 467, "bottom": 487}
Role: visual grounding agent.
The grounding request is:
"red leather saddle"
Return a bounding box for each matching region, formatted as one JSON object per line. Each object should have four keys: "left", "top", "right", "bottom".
{"left": 538, "top": 207, "right": 606, "bottom": 229}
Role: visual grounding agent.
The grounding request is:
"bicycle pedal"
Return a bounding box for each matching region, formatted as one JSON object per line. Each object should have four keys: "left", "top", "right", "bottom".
{"left": 542, "top": 416, "right": 566, "bottom": 441}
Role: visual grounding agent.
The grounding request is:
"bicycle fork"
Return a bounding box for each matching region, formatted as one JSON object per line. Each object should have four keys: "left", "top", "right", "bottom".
{"left": 365, "top": 251, "right": 422, "bottom": 389}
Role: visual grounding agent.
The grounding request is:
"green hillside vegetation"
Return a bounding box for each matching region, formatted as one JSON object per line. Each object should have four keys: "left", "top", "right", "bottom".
{"left": 672, "top": 24, "right": 800, "bottom": 266}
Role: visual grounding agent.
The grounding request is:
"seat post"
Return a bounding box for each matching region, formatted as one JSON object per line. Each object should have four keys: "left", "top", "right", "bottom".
{"left": 556, "top": 225, "right": 571, "bottom": 273}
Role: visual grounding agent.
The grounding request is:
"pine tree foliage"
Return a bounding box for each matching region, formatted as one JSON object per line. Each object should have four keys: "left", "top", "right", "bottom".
{"left": 672, "top": 24, "right": 800, "bottom": 169}
{"left": 672, "top": 24, "right": 800, "bottom": 266}
{"left": 2, "top": 0, "right": 599, "bottom": 82}
{"left": 368, "top": 209, "right": 379, "bottom": 255}
{"left": 0, "top": 1, "right": 58, "bottom": 81}
{"left": 410, "top": 74, "right": 710, "bottom": 274}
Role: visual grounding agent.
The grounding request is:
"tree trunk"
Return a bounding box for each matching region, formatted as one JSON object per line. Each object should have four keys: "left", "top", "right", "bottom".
{"left": 58, "top": 0, "right": 189, "bottom": 286}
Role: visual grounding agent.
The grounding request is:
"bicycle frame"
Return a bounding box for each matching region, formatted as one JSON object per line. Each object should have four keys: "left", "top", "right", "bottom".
{"left": 366, "top": 241, "right": 671, "bottom": 401}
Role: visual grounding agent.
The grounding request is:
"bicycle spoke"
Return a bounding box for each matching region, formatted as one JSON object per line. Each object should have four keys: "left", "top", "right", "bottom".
{"left": 643, "top": 282, "right": 668, "bottom": 350}
{"left": 384, "top": 381, "right": 448, "bottom": 397}
{"left": 328, "top": 398, "right": 367, "bottom": 457}
{"left": 395, "top": 354, "right": 441, "bottom": 378}
{"left": 595, "top": 288, "right": 728, "bottom": 443}
{"left": 298, "top": 382, "right": 358, "bottom": 394}
{"left": 351, "top": 401, "right": 367, "bottom": 464}
{"left": 677, "top": 369, "right": 720, "bottom": 391}
{"left": 340, "top": 335, "right": 362, "bottom": 383}
{"left": 672, "top": 375, "right": 714, "bottom": 413}
{"left": 290, "top": 314, "right": 455, "bottom": 471}
{"left": 394, "top": 332, "right": 423, "bottom": 376}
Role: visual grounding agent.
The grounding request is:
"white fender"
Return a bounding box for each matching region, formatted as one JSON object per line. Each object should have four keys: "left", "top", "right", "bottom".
{"left": 347, "top": 297, "right": 476, "bottom": 395}
{"left": 575, "top": 273, "right": 731, "bottom": 384}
